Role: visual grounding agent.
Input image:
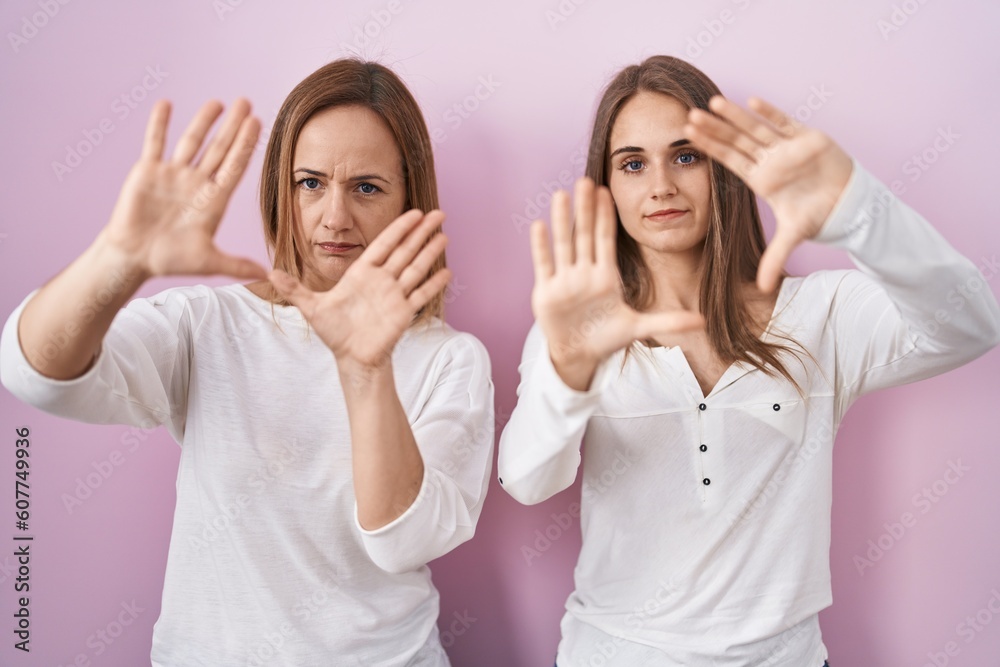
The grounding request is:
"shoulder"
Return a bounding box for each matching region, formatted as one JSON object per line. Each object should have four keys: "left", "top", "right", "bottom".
{"left": 398, "top": 318, "right": 492, "bottom": 376}
{"left": 781, "top": 270, "right": 885, "bottom": 327}
{"left": 784, "top": 269, "right": 872, "bottom": 302}
{"left": 126, "top": 283, "right": 287, "bottom": 333}
{"left": 138, "top": 283, "right": 214, "bottom": 308}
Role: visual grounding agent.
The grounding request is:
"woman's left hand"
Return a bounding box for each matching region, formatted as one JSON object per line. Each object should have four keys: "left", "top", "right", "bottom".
{"left": 683, "top": 95, "right": 854, "bottom": 293}
{"left": 269, "top": 209, "right": 451, "bottom": 372}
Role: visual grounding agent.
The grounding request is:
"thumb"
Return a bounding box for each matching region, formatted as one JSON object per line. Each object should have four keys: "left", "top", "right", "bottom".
{"left": 757, "top": 226, "right": 801, "bottom": 294}
{"left": 206, "top": 249, "right": 268, "bottom": 281}
{"left": 633, "top": 309, "right": 705, "bottom": 341}
{"left": 268, "top": 269, "right": 317, "bottom": 312}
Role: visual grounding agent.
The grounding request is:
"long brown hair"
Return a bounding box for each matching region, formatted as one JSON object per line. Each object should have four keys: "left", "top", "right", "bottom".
{"left": 259, "top": 58, "right": 444, "bottom": 324}
{"left": 587, "top": 55, "right": 808, "bottom": 392}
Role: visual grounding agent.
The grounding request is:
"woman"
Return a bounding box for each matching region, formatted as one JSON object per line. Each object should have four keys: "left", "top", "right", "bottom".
{"left": 497, "top": 55, "right": 1000, "bottom": 666}
{"left": 1, "top": 60, "right": 494, "bottom": 666}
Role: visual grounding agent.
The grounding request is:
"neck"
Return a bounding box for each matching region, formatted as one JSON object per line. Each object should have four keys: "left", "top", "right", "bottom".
{"left": 641, "top": 244, "right": 705, "bottom": 312}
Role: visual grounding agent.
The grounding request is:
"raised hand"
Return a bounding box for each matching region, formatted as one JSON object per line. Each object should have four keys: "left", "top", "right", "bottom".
{"left": 101, "top": 98, "right": 267, "bottom": 280}
{"left": 683, "top": 96, "right": 854, "bottom": 293}
{"left": 268, "top": 209, "right": 451, "bottom": 372}
{"left": 530, "top": 178, "right": 705, "bottom": 391}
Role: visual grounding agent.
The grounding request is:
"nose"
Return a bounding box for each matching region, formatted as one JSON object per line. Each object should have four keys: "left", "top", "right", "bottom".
{"left": 650, "top": 162, "right": 679, "bottom": 200}
{"left": 321, "top": 187, "right": 354, "bottom": 231}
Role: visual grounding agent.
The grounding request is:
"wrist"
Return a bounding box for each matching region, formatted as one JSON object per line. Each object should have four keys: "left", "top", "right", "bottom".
{"left": 549, "top": 344, "right": 601, "bottom": 392}
{"left": 92, "top": 229, "right": 152, "bottom": 286}
{"left": 336, "top": 355, "right": 394, "bottom": 394}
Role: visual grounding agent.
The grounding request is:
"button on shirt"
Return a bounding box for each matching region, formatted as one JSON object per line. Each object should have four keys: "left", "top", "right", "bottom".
{"left": 497, "top": 160, "right": 1000, "bottom": 666}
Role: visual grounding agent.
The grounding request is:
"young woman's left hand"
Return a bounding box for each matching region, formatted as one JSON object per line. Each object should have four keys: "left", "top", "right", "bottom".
{"left": 268, "top": 209, "right": 451, "bottom": 371}
{"left": 683, "top": 96, "right": 854, "bottom": 293}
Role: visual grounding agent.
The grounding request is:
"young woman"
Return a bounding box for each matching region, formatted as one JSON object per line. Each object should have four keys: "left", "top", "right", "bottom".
{"left": 498, "top": 55, "right": 1000, "bottom": 666}
{"left": 1, "top": 60, "right": 494, "bottom": 666}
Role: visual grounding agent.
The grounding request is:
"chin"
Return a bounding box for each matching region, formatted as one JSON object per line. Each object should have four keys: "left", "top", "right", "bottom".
{"left": 634, "top": 232, "right": 705, "bottom": 256}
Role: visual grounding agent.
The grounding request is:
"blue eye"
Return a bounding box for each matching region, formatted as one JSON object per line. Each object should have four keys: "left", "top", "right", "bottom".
{"left": 297, "top": 177, "right": 320, "bottom": 190}
{"left": 677, "top": 151, "right": 701, "bottom": 166}
{"left": 357, "top": 182, "right": 380, "bottom": 195}
{"left": 620, "top": 159, "right": 644, "bottom": 174}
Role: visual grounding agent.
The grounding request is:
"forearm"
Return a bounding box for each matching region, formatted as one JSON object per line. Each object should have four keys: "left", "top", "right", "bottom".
{"left": 498, "top": 325, "right": 610, "bottom": 504}
{"left": 339, "top": 360, "right": 425, "bottom": 531}
{"left": 18, "top": 230, "right": 149, "bottom": 380}
{"left": 818, "top": 160, "right": 1000, "bottom": 351}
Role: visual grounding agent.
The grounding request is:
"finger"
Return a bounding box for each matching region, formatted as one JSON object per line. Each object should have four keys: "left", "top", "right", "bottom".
{"left": 746, "top": 96, "right": 803, "bottom": 137}
{"left": 688, "top": 106, "right": 769, "bottom": 164}
{"left": 212, "top": 115, "right": 261, "bottom": 195}
{"left": 361, "top": 209, "right": 425, "bottom": 266}
{"left": 268, "top": 269, "right": 319, "bottom": 313}
{"left": 573, "top": 178, "right": 596, "bottom": 264}
{"left": 634, "top": 310, "right": 706, "bottom": 340}
{"left": 530, "top": 219, "right": 555, "bottom": 281}
{"left": 196, "top": 98, "right": 252, "bottom": 176}
{"left": 705, "top": 95, "right": 786, "bottom": 147}
{"left": 399, "top": 232, "right": 448, "bottom": 295}
{"left": 756, "top": 227, "right": 801, "bottom": 294}
{"left": 171, "top": 100, "right": 225, "bottom": 165}
{"left": 551, "top": 190, "right": 574, "bottom": 268}
{"left": 407, "top": 267, "right": 452, "bottom": 312}
{"left": 683, "top": 122, "right": 756, "bottom": 181}
{"left": 141, "top": 100, "right": 171, "bottom": 161}
{"left": 594, "top": 186, "right": 618, "bottom": 267}
{"left": 203, "top": 249, "right": 269, "bottom": 281}
{"left": 383, "top": 210, "right": 446, "bottom": 278}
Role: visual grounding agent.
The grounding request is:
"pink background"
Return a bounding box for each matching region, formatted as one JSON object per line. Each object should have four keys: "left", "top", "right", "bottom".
{"left": 2, "top": 1, "right": 999, "bottom": 665}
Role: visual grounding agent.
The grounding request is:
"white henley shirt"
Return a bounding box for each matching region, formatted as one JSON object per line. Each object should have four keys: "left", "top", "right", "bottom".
{"left": 497, "top": 159, "right": 1000, "bottom": 667}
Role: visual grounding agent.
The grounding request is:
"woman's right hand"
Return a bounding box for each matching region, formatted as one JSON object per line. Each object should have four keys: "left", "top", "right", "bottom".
{"left": 100, "top": 98, "right": 267, "bottom": 280}
{"left": 529, "top": 178, "right": 705, "bottom": 391}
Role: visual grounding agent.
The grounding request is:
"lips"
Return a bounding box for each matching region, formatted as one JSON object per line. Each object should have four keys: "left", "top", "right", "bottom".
{"left": 646, "top": 209, "right": 687, "bottom": 221}
{"left": 317, "top": 242, "right": 360, "bottom": 254}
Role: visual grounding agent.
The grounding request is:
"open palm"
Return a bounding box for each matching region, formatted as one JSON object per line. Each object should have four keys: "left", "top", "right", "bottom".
{"left": 102, "top": 98, "right": 266, "bottom": 280}
{"left": 531, "top": 178, "right": 705, "bottom": 389}
{"left": 269, "top": 210, "right": 451, "bottom": 369}
{"left": 683, "top": 95, "right": 854, "bottom": 293}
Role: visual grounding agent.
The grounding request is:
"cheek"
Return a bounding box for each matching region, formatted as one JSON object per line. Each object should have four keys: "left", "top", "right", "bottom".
{"left": 295, "top": 196, "right": 323, "bottom": 230}
{"left": 356, "top": 202, "right": 400, "bottom": 242}
{"left": 609, "top": 177, "right": 641, "bottom": 217}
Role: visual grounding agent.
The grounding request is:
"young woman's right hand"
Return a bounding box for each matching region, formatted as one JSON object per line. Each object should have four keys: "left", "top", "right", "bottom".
{"left": 530, "top": 178, "right": 705, "bottom": 391}
{"left": 100, "top": 98, "right": 267, "bottom": 280}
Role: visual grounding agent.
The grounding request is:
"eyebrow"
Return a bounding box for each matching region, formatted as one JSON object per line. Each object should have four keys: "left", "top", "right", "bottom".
{"left": 293, "top": 168, "right": 391, "bottom": 184}
{"left": 609, "top": 138, "right": 690, "bottom": 159}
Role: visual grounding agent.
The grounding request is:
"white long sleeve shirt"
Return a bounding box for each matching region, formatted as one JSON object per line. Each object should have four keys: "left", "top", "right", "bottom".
{"left": 498, "top": 160, "right": 1000, "bottom": 667}
{"left": 1, "top": 283, "right": 495, "bottom": 667}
